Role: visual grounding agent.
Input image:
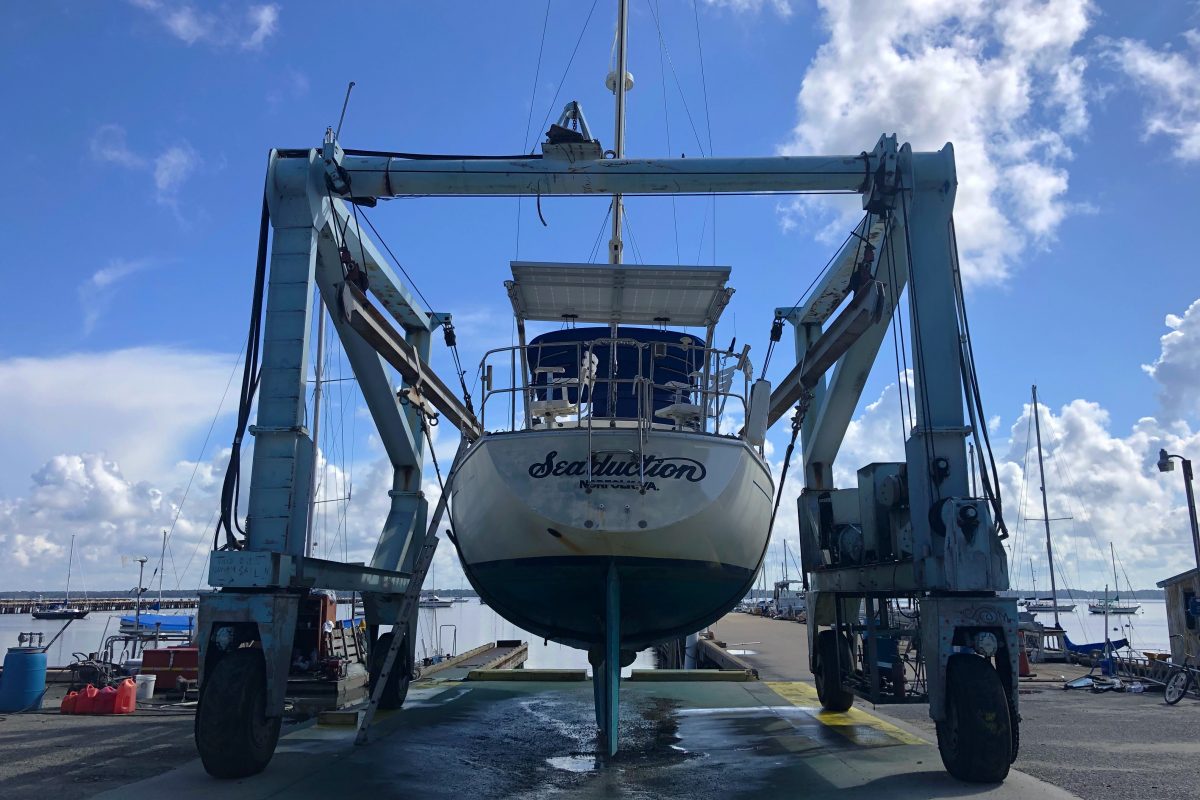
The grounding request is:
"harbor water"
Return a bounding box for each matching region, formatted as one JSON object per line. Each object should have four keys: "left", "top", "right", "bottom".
{"left": 0, "top": 599, "right": 658, "bottom": 672}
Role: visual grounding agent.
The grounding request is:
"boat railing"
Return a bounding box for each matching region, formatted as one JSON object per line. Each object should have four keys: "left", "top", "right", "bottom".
{"left": 476, "top": 339, "right": 751, "bottom": 435}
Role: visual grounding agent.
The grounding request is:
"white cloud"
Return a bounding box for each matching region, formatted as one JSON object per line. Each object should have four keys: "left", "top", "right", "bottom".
{"left": 90, "top": 124, "right": 146, "bottom": 169}
{"left": 780, "top": 0, "right": 1094, "bottom": 286}
{"left": 130, "top": 1, "right": 281, "bottom": 50}
{"left": 79, "top": 257, "right": 152, "bottom": 335}
{"left": 153, "top": 143, "right": 199, "bottom": 206}
{"left": 1143, "top": 298, "right": 1200, "bottom": 423}
{"left": 1106, "top": 30, "right": 1200, "bottom": 162}
{"left": 756, "top": 373, "right": 1199, "bottom": 591}
{"left": 704, "top": 0, "right": 793, "bottom": 16}
{"left": 89, "top": 125, "right": 200, "bottom": 211}
{"left": 0, "top": 348, "right": 240, "bottom": 498}
{"left": 243, "top": 4, "right": 279, "bottom": 50}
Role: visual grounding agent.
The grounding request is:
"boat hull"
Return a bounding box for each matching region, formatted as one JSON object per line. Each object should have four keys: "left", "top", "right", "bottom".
{"left": 452, "top": 428, "right": 773, "bottom": 651}
{"left": 31, "top": 609, "right": 89, "bottom": 620}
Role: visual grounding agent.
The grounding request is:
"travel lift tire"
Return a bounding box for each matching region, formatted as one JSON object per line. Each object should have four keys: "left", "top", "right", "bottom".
{"left": 936, "top": 653, "right": 1013, "bottom": 783}
{"left": 369, "top": 631, "right": 412, "bottom": 710}
{"left": 813, "top": 629, "right": 855, "bottom": 712}
{"left": 195, "top": 648, "right": 282, "bottom": 779}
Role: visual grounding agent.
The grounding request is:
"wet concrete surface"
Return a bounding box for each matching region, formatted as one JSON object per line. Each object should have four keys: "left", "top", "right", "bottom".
{"left": 98, "top": 679, "right": 1075, "bottom": 799}
{"left": 718, "top": 612, "right": 1200, "bottom": 800}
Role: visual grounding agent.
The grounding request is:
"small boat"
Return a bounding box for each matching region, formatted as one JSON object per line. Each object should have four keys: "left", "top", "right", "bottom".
{"left": 32, "top": 534, "right": 89, "bottom": 620}
{"left": 1063, "top": 633, "right": 1129, "bottom": 655}
{"left": 1019, "top": 597, "right": 1076, "bottom": 613}
{"left": 1088, "top": 543, "right": 1141, "bottom": 615}
{"left": 32, "top": 604, "right": 89, "bottom": 620}
{"left": 418, "top": 596, "right": 453, "bottom": 609}
{"left": 1088, "top": 599, "right": 1140, "bottom": 615}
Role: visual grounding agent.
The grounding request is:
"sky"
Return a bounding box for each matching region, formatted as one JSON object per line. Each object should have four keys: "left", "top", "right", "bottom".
{"left": 1, "top": 0, "right": 1199, "bottom": 595}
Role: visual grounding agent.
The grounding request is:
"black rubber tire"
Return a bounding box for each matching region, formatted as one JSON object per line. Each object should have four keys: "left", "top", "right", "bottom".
{"left": 813, "top": 629, "right": 855, "bottom": 712}
{"left": 1008, "top": 693, "right": 1020, "bottom": 763}
{"left": 369, "top": 631, "right": 412, "bottom": 710}
{"left": 194, "top": 648, "right": 282, "bottom": 779}
{"left": 1165, "top": 669, "right": 1190, "bottom": 705}
{"left": 937, "top": 654, "right": 1012, "bottom": 783}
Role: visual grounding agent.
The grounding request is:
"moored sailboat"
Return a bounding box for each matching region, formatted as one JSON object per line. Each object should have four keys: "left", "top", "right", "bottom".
{"left": 32, "top": 534, "right": 89, "bottom": 620}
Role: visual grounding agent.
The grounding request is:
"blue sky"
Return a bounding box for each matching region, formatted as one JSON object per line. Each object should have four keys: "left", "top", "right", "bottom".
{"left": 1, "top": 0, "right": 1199, "bottom": 592}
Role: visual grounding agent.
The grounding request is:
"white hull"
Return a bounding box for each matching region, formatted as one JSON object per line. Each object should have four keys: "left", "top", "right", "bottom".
{"left": 452, "top": 428, "right": 773, "bottom": 649}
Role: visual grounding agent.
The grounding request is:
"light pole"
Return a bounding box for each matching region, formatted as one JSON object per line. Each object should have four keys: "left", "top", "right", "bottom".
{"left": 1158, "top": 449, "right": 1200, "bottom": 573}
{"left": 134, "top": 556, "right": 148, "bottom": 654}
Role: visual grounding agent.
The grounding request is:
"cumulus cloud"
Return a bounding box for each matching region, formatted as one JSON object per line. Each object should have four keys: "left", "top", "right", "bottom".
{"left": 756, "top": 372, "right": 1199, "bottom": 592}
{"left": 0, "top": 348, "right": 240, "bottom": 497}
{"left": 1106, "top": 29, "right": 1200, "bottom": 162}
{"left": 780, "top": 0, "right": 1094, "bottom": 285}
{"left": 1143, "top": 298, "right": 1200, "bottom": 422}
{"left": 79, "top": 257, "right": 152, "bottom": 335}
{"left": 130, "top": 1, "right": 281, "bottom": 50}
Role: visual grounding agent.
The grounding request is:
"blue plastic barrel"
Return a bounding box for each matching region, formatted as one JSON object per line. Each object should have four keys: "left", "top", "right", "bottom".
{"left": 0, "top": 647, "right": 48, "bottom": 712}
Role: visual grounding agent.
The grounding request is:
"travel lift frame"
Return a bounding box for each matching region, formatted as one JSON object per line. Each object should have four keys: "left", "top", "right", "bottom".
{"left": 195, "top": 125, "right": 1016, "bottom": 782}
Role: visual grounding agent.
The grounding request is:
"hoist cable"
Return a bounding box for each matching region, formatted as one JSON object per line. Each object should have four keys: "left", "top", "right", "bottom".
{"left": 215, "top": 192, "right": 270, "bottom": 550}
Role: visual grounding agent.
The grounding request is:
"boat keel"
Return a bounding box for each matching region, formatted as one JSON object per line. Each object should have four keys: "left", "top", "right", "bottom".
{"left": 590, "top": 563, "right": 622, "bottom": 757}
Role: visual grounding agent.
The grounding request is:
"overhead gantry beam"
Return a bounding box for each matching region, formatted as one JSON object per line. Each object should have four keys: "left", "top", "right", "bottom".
{"left": 339, "top": 153, "right": 873, "bottom": 197}
{"left": 339, "top": 281, "right": 482, "bottom": 441}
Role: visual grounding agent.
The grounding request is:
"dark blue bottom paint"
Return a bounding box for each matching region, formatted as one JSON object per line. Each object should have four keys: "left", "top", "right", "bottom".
{"left": 466, "top": 556, "right": 755, "bottom": 651}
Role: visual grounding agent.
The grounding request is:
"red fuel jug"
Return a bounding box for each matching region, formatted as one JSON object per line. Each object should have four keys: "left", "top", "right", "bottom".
{"left": 59, "top": 690, "right": 78, "bottom": 714}
{"left": 114, "top": 678, "right": 137, "bottom": 714}
{"left": 94, "top": 685, "right": 118, "bottom": 715}
{"left": 74, "top": 684, "right": 99, "bottom": 714}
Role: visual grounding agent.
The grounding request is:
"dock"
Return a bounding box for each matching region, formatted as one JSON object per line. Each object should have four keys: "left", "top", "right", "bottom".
{"left": 0, "top": 597, "right": 198, "bottom": 614}
{"left": 418, "top": 639, "right": 529, "bottom": 681}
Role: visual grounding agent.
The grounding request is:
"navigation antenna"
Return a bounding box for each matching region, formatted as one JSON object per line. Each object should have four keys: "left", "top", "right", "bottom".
{"left": 607, "top": 0, "right": 631, "bottom": 264}
{"left": 335, "top": 81, "right": 356, "bottom": 140}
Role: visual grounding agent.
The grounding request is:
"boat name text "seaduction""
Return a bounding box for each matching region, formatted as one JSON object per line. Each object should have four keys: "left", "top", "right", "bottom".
{"left": 528, "top": 451, "right": 707, "bottom": 482}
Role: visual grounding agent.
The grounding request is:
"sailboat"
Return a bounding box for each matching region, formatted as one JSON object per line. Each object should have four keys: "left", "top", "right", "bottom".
{"left": 120, "top": 530, "right": 194, "bottom": 634}
{"left": 32, "top": 534, "right": 89, "bottom": 620}
{"left": 450, "top": 0, "right": 773, "bottom": 756}
{"left": 1017, "top": 385, "right": 1075, "bottom": 627}
{"left": 1088, "top": 543, "right": 1141, "bottom": 615}
{"left": 1019, "top": 559, "right": 1076, "bottom": 613}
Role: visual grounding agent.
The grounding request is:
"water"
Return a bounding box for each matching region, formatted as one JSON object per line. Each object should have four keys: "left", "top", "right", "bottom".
{"left": 4, "top": 597, "right": 1165, "bottom": 669}
{"left": 1035, "top": 597, "right": 1171, "bottom": 653}
{"left": 0, "top": 599, "right": 658, "bottom": 674}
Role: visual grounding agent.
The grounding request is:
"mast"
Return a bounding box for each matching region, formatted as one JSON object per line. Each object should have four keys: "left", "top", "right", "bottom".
{"left": 158, "top": 529, "right": 167, "bottom": 606}
{"left": 305, "top": 299, "right": 326, "bottom": 557}
{"left": 65, "top": 533, "right": 74, "bottom": 604}
{"left": 1031, "top": 385, "right": 1062, "bottom": 629}
{"left": 607, "top": 0, "right": 629, "bottom": 265}
{"left": 1110, "top": 542, "right": 1119, "bottom": 601}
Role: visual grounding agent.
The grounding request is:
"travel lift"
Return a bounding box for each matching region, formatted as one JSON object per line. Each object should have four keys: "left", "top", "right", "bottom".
{"left": 195, "top": 120, "right": 1017, "bottom": 782}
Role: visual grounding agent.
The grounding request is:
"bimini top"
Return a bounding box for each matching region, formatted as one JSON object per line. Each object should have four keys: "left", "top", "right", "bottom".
{"left": 506, "top": 261, "right": 733, "bottom": 327}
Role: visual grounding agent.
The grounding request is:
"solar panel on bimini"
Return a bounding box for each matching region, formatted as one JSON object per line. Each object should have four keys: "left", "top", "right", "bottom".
{"left": 506, "top": 261, "right": 732, "bottom": 326}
